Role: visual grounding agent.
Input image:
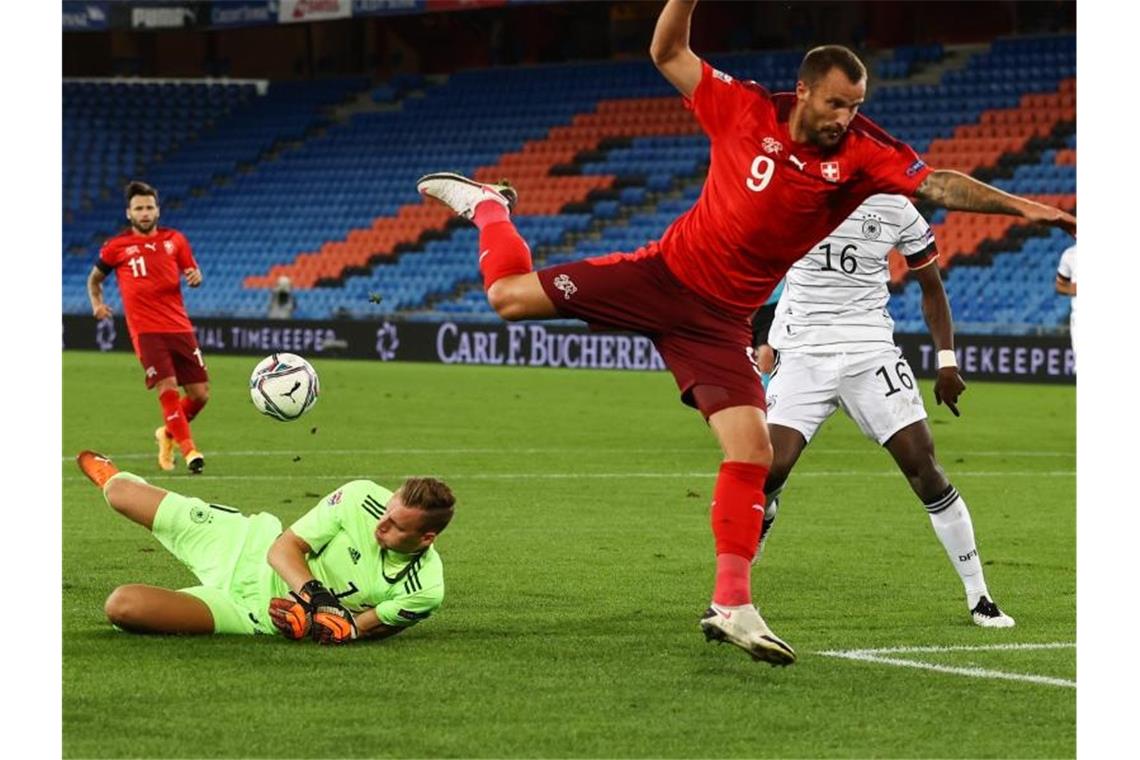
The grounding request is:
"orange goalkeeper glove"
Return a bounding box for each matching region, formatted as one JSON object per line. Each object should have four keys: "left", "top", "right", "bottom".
{"left": 274, "top": 581, "right": 358, "bottom": 645}
{"left": 268, "top": 596, "right": 311, "bottom": 640}
{"left": 312, "top": 606, "right": 358, "bottom": 645}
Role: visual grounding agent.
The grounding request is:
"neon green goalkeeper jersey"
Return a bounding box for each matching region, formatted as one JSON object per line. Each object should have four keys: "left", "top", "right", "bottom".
{"left": 263, "top": 480, "right": 445, "bottom": 629}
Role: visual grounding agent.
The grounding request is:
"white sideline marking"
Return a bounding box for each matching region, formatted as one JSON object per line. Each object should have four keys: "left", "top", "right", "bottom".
{"left": 62, "top": 469, "right": 1071, "bottom": 480}
{"left": 816, "top": 642, "right": 1076, "bottom": 688}
{"left": 60, "top": 446, "right": 1075, "bottom": 461}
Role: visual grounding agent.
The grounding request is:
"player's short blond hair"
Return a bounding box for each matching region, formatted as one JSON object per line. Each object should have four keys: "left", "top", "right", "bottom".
{"left": 400, "top": 477, "right": 456, "bottom": 534}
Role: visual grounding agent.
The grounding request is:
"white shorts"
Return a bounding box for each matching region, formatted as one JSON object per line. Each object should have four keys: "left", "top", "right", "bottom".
{"left": 766, "top": 347, "right": 927, "bottom": 445}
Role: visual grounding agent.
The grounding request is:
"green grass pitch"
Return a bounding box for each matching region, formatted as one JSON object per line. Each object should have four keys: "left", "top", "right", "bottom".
{"left": 62, "top": 351, "right": 1075, "bottom": 758}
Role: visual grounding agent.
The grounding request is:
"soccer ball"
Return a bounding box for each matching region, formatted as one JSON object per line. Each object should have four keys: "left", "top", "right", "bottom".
{"left": 249, "top": 353, "right": 320, "bottom": 421}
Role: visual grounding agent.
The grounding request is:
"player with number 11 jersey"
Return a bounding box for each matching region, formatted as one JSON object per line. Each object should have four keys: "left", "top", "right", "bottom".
{"left": 88, "top": 181, "right": 210, "bottom": 474}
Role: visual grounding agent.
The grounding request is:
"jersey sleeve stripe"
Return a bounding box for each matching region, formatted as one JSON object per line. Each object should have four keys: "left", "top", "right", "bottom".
{"left": 905, "top": 244, "right": 939, "bottom": 270}
{"left": 896, "top": 215, "right": 923, "bottom": 236}
{"left": 95, "top": 259, "right": 114, "bottom": 275}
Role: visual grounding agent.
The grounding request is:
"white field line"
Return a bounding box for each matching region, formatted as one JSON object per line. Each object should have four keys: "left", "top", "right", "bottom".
{"left": 60, "top": 447, "right": 1075, "bottom": 462}
{"left": 816, "top": 642, "right": 1076, "bottom": 688}
{"left": 61, "top": 470, "right": 1075, "bottom": 483}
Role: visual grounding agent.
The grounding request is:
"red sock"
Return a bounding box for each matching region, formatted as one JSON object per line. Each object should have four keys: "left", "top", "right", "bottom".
{"left": 472, "top": 198, "right": 510, "bottom": 229}
{"left": 711, "top": 460, "right": 769, "bottom": 606}
{"left": 159, "top": 389, "right": 196, "bottom": 457}
{"left": 180, "top": 395, "right": 206, "bottom": 422}
{"left": 479, "top": 219, "right": 533, "bottom": 290}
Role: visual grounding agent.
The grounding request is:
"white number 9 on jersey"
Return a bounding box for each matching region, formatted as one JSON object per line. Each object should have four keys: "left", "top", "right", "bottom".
{"left": 746, "top": 155, "right": 775, "bottom": 192}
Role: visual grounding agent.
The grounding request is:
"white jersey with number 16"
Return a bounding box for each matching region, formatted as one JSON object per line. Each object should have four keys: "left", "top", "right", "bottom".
{"left": 769, "top": 194, "right": 937, "bottom": 354}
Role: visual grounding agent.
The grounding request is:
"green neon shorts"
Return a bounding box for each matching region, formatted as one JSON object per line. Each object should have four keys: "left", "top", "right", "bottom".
{"left": 151, "top": 490, "right": 283, "bottom": 635}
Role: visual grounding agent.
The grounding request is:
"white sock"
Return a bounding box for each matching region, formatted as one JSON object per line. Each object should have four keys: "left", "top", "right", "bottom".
{"left": 924, "top": 485, "right": 989, "bottom": 609}
{"left": 102, "top": 470, "right": 146, "bottom": 503}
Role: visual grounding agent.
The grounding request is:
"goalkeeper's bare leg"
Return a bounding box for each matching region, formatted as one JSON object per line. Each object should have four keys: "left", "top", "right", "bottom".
{"left": 103, "top": 584, "right": 214, "bottom": 635}
{"left": 76, "top": 451, "right": 216, "bottom": 634}
{"left": 78, "top": 450, "right": 166, "bottom": 529}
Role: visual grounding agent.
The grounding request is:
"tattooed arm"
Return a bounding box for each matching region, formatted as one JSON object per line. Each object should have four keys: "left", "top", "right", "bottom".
{"left": 915, "top": 169, "right": 1076, "bottom": 236}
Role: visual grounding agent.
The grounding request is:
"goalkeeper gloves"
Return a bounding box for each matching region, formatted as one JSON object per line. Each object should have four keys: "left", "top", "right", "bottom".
{"left": 268, "top": 580, "right": 358, "bottom": 645}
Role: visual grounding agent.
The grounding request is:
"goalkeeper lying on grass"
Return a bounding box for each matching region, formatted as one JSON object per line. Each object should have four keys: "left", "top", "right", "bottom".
{"left": 76, "top": 450, "right": 453, "bottom": 644}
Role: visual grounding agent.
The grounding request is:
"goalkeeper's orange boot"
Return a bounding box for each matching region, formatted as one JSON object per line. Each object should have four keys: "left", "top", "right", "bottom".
{"left": 76, "top": 450, "right": 120, "bottom": 489}
{"left": 154, "top": 426, "right": 176, "bottom": 472}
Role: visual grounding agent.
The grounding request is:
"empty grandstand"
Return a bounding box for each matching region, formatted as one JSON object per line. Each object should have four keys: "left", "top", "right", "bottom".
{"left": 62, "top": 16, "right": 1074, "bottom": 337}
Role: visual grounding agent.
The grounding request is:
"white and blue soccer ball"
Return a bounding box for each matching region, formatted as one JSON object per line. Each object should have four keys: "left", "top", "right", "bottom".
{"left": 249, "top": 353, "right": 320, "bottom": 421}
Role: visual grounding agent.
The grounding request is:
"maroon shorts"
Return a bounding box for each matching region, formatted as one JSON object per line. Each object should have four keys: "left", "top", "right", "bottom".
{"left": 537, "top": 247, "right": 764, "bottom": 417}
{"left": 134, "top": 332, "right": 209, "bottom": 389}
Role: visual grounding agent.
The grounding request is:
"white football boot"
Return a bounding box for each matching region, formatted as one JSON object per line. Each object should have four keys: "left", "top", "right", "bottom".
{"left": 700, "top": 603, "right": 797, "bottom": 666}
{"left": 970, "top": 595, "right": 1016, "bottom": 628}
{"left": 416, "top": 172, "right": 518, "bottom": 221}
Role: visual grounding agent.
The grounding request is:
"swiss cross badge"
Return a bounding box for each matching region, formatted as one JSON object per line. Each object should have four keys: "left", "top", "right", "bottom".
{"left": 164, "top": 240, "right": 175, "bottom": 254}
{"left": 820, "top": 161, "right": 841, "bottom": 182}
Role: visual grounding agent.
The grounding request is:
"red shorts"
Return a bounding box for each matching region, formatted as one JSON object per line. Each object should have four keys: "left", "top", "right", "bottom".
{"left": 134, "top": 332, "right": 209, "bottom": 389}
{"left": 537, "top": 247, "right": 764, "bottom": 417}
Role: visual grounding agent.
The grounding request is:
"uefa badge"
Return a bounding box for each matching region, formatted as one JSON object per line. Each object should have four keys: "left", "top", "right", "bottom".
{"left": 820, "top": 161, "right": 841, "bottom": 183}
{"left": 375, "top": 321, "right": 399, "bottom": 361}
{"left": 95, "top": 317, "right": 117, "bottom": 351}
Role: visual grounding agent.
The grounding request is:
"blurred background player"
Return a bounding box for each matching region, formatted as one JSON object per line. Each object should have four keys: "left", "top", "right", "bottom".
{"left": 417, "top": 0, "right": 1072, "bottom": 664}
{"left": 758, "top": 194, "right": 1014, "bottom": 627}
{"left": 86, "top": 181, "right": 209, "bottom": 474}
{"left": 267, "top": 275, "right": 296, "bottom": 320}
{"left": 75, "top": 450, "right": 454, "bottom": 643}
{"left": 1055, "top": 244, "right": 1077, "bottom": 356}
{"left": 750, "top": 279, "right": 785, "bottom": 389}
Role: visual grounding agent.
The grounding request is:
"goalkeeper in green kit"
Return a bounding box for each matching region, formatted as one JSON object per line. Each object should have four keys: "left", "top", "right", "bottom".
{"left": 75, "top": 450, "right": 454, "bottom": 644}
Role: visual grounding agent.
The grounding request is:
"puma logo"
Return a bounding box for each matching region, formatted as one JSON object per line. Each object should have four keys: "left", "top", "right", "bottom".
{"left": 280, "top": 381, "right": 302, "bottom": 401}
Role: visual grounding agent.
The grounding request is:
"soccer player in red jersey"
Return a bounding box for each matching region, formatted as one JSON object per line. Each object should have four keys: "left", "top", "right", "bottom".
{"left": 417, "top": 0, "right": 1076, "bottom": 665}
{"left": 87, "top": 181, "right": 210, "bottom": 474}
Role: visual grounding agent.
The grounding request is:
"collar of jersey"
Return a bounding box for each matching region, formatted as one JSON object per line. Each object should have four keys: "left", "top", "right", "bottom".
{"left": 380, "top": 547, "right": 425, "bottom": 584}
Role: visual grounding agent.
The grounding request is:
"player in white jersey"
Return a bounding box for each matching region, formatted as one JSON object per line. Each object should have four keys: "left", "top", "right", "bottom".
{"left": 759, "top": 194, "right": 1014, "bottom": 628}
{"left": 1055, "top": 245, "right": 1077, "bottom": 356}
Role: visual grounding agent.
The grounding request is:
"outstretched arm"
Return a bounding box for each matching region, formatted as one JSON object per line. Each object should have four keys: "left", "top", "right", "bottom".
{"left": 912, "top": 259, "right": 965, "bottom": 417}
{"left": 650, "top": 0, "right": 702, "bottom": 98}
{"left": 915, "top": 169, "right": 1076, "bottom": 236}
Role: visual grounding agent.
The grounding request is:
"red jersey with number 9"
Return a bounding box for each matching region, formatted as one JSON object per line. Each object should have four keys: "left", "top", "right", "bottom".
{"left": 657, "top": 60, "right": 934, "bottom": 315}
{"left": 97, "top": 227, "right": 198, "bottom": 339}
